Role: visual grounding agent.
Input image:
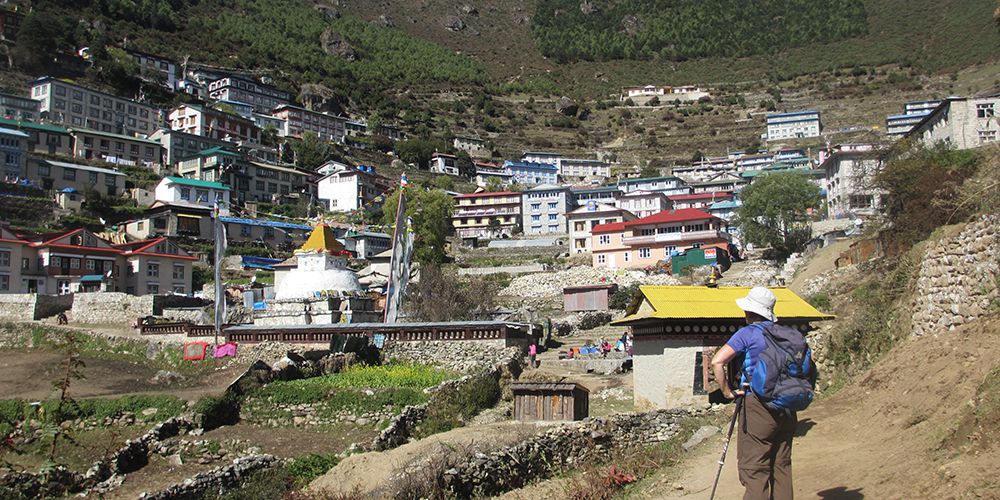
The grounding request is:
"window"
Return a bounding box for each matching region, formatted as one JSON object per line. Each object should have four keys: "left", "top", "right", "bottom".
{"left": 196, "top": 189, "right": 208, "bottom": 202}
{"left": 976, "top": 103, "right": 995, "bottom": 118}
{"left": 0, "top": 275, "right": 8, "bottom": 291}
{"left": 240, "top": 225, "right": 252, "bottom": 237}
{"left": 0, "top": 250, "right": 9, "bottom": 267}
{"left": 180, "top": 187, "right": 191, "bottom": 200}
{"left": 147, "top": 263, "right": 159, "bottom": 277}
{"left": 85, "top": 259, "right": 95, "bottom": 270}
{"left": 21, "top": 257, "right": 29, "bottom": 270}
{"left": 624, "top": 252, "right": 631, "bottom": 263}
{"left": 531, "top": 215, "right": 540, "bottom": 222}
{"left": 597, "top": 255, "right": 606, "bottom": 264}
{"left": 38, "top": 164, "right": 50, "bottom": 176}
{"left": 548, "top": 202, "right": 557, "bottom": 210}
{"left": 255, "top": 181, "right": 265, "bottom": 191}
{"left": 106, "top": 175, "right": 117, "bottom": 187}
{"left": 978, "top": 130, "right": 997, "bottom": 143}
{"left": 548, "top": 214, "right": 557, "bottom": 221}
{"left": 267, "top": 183, "right": 277, "bottom": 194}
{"left": 153, "top": 217, "right": 166, "bottom": 229}
{"left": 598, "top": 234, "right": 611, "bottom": 245}
{"left": 638, "top": 248, "right": 651, "bottom": 259}
{"left": 264, "top": 227, "right": 275, "bottom": 239}
{"left": 137, "top": 221, "right": 144, "bottom": 231}
{"left": 89, "top": 172, "right": 98, "bottom": 184}
{"left": 172, "top": 264, "right": 184, "bottom": 280}
{"left": 640, "top": 228, "right": 655, "bottom": 236}
{"left": 63, "top": 168, "right": 76, "bottom": 181}
{"left": 100, "top": 139, "right": 110, "bottom": 150}
{"left": 172, "top": 285, "right": 185, "bottom": 294}
{"left": 69, "top": 258, "right": 80, "bottom": 269}
{"left": 115, "top": 141, "right": 124, "bottom": 152}
{"left": 147, "top": 283, "right": 159, "bottom": 294}
{"left": 530, "top": 203, "right": 540, "bottom": 211}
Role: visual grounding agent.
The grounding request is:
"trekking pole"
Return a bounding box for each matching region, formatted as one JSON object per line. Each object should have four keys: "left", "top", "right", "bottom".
{"left": 709, "top": 390, "right": 746, "bottom": 500}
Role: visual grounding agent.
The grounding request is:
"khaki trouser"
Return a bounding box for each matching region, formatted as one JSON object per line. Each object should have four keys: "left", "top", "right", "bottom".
{"left": 738, "top": 393, "right": 797, "bottom": 500}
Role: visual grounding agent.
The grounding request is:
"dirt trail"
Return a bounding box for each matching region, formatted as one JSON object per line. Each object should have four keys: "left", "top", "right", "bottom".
{"left": 308, "top": 421, "right": 546, "bottom": 498}
{"left": 630, "top": 316, "right": 1000, "bottom": 499}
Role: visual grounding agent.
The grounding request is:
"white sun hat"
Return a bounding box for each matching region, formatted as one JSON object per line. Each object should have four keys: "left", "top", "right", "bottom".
{"left": 735, "top": 286, "right": 777, "bottom": 322}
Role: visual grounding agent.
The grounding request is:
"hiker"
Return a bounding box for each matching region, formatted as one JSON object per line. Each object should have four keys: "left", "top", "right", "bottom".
{"left": 710, "top": 287, "right": 810, "bottom": 500}
{"left": 528, "top": 342, "right": 537, "bottom": 369}
{"left": 56, "top": 312, "right": 68, "bottom": 325}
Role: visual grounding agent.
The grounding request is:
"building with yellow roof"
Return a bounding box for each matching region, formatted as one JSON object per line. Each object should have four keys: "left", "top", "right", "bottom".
{"left": 613, "top": 285, "right": 832, "bottom": 410}
{"left": 273, "top": 224, "right": 360, "bottom": 300}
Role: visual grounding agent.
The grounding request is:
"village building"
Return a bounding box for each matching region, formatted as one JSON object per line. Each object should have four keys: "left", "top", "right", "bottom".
{"left": 613, "top": 286, "right": 831, "bottom": 409}
{"left": 453, "top": 136, "right": 489, "bottom": 158}
{"left": 168, "top": 104, "right": 261, "bottom": 145}
{"left": 0, "top": 6, "right": 24, "bottom": 41}
{"left": 271, "top": 104, "right": 347, "bottom": 143}
{"left": 567, "top": 203, "right": 636, "bottom": 254}
{"left": 689, "top": 175, "right": 746, "bottom": 194}
{"left": 668, "top": 191, "right": 733, "bottom": 210}
{"left": 616, "top": 175, "right": 689, "bottom": 196}
{"left": 220, "top": 216, "right": 311, "bottom": 247}
{"left": 591, "top": 209, "right": 730, "bottom": 269}
{"left": 452, "top": 191, "right": 522, "bottom": 239}
{"left": 272, "top": 223, "right": 361, "bottom": 299}
{"left": 429, "top": 152, "right": 460, "bottom": 176}
{"left": 316, "top": 162, "right": 393, "bottom": 212}
{"left": 153, "top": 176, "right": 231, "bottom": 212}
{"left": 621, "top": 85, "right": 710, "bottom": 104}
{"left": 818, "top": 143, "right": 886, "bottom": 219}
{"left": 570, "top": 186, "right": 622, "bottom": 207}
{"left": 472, "top": 161, "right": 512, "bottom": 187}
{"left": 558, "top": 158, "right": 611, "bottom": 180}
{"left": 617, "top": 190, "right": 671, "bottom": 219}
{"left": 765, "top": 110, "right": 822, "bottom": 142}
{"left": 520, "top": 151, "right": 562, "bottom": 166}
{"left": 29, "top": 77, "right": 160, "bottom": 136}
{"left": 0, "top": 118, "right": 72, "bottom": 157}
{"left": 207, "top": 75, "right": 290, "bottom": 113}
{"left": 113, "top": 237, "right": 196, "bottom": 295}
{"left": 522, "top": 184, "right": 573, "bottom": 235}
{"left": 343, "top": 230, "right": 391, "bottom": 259}
{"left": 1, "top": 92, "right": 41, "bottom": 121}
{"left": 66, "top": 128, "right": 162, "bottom": 168}
{"left": 243, "top": 160, "right": 316, "bottom": 203}
{"left": 0, "top": 126, "right": 28, "bottom": 178}
{"left": 148, "top": 128, "right": 232, "bottom": 169}
{"left": 503, "top": 160, "right": 558, "bottom": 186}
{"left": 25, "top": 159, "right": 126, "bottom": 196}
{"left": 124, "top": 201, "right": 213, "bottom": 240}
{"left": 175, "top": 146, "right": 247, "bottom": 184}
{"left": 707, "top": 200, "right": 741, "bottom": 222}
{"left": 126, "top": 49, "right": 179, "bottom": 90}
{"left": 905, "top": 93, "right": 1000, "bottom": 150}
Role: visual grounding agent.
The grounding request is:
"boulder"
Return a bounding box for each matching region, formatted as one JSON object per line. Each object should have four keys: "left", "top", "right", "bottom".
{"left": 621, "top": 14, "right": 644, "bottom": 36}
{"left": 556, "top": 96, "right": 578, "bottom": 116}
{"left": 320, "top": 28, "right": 357, "bottom": 61}
{"left": 580, "top": 0, "right": 598, "bottom": 15}
{"left": 442, "top": 15, "right": 466, "bottom": 31}
{"left": 376, "top": 14, "right": 394, "bottom": 27}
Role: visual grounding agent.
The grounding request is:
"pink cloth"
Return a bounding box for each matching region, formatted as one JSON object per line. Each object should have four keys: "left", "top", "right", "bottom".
{"left": 212, "top": 342, "right": 238, "bottom": 358}
{"left": 528, "top": 344, "right": 537, "bottom": 356}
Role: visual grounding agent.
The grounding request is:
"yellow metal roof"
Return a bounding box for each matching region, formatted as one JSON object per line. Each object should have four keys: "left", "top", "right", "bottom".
{"left": 613, "top": 285, "right": 833, "bottom": 325}
{"left": 298, "top": 224, "right": 346, "bottom": 253}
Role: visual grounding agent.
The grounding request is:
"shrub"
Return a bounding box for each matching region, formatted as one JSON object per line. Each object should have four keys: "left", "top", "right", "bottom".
{"left": 609, "top": 284, "right": 641, "bottom": 310}
{"left": 194, "top": 393, "right": 241, "bottom": 430}
{"left": 285, "top": 453, "right": 339, "bottom": 483}
{"left": 418, "top": 373, "right": 501, "bottom": 436}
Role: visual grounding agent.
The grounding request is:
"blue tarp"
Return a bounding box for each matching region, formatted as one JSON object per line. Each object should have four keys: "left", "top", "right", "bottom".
{"left": 79, "top": 275, "right": 105, "bottom": 283}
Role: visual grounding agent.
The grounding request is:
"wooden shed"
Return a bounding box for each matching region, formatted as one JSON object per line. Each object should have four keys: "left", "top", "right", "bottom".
{"left": 512, "top": 382, "right": 589, "bottom": 421}
{"left": 563, "top": 284, "right": 617, "bottom": 312}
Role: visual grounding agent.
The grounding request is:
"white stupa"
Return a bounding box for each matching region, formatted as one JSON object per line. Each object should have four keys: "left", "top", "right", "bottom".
{"left": 273, "top": 224, "right": 361, "bottom": 300}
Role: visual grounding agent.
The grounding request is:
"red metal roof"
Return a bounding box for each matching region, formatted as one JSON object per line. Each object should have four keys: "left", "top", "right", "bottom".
{"left": 592, "top": 221, "right": 627, "bottom": 233}
{"left": 453, "top": 191, "right": 521, "bottom": 198}
{"left": 668, "top": 192, "right": 732, "bottom": 201}
{"left": 624, "top": 208, "right": 716, "bottom": 227}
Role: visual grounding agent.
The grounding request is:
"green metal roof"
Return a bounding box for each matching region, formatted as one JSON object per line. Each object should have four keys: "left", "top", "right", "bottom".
{"left": 164, "top": 176, "right": 231, "bottom": 190}
{"left": 67, "top": 127, "right": 160, "bottom": 145}
{"left": 197, "top": 146, "right": 241, "bottom": 157}
{"left": 0, "top": 118, "right": 69, "bottom": 134}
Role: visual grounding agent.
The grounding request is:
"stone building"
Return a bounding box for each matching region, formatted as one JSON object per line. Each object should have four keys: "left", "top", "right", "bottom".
{"left": 25, "top": 159, "right": 126, "bottom": 196}
{"left": 0, "top": 126, "right": 28, "bottom": 178}
{"left": 818, "top": 143, "right": 886, "bottom": 219}
{"left": 614, "top": 285, "right": 831, "bottom": 410}
{"left": 0, "top": 118, "right": 72, "bottom": 157}
{"left": 522, "top": 184, "right": 573, "bottom": 236}
{"left": 29, "top": 77, "right": 160, "bottom": 136}
{"left": 905, "top": 92, "right": 1000, "bottom": 150}
{"left": 452, "top": 191, "right": 522, "bottom": 239}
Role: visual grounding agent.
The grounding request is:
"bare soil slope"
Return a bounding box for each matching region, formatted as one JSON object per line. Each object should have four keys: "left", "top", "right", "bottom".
{"left": 640, "top": 316, "right": 1000, "bottom": 499}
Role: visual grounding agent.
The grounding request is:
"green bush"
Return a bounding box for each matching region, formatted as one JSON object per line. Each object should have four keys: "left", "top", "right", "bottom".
{"left": 285, "top": 453, "right": 339, "bottom": 483}
{"left": 609, "top": 284, "right": 641, "bottom": 310}
{"left": 807, "top": 292, "right": 832, "bottom": 312}
{"left": 418, "top": 373, "right": 500, "bottom": 437}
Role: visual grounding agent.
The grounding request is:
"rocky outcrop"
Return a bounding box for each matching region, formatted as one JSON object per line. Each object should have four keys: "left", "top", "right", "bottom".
{"left": 620, "top": 14, "right": 644, "bottom": 36}
{"left": 376, "top": 14, "right": 394, "bottom": 27}
{"left": 911, "top": 215, "right": 999, "bottom": 336}
{"left": 320, "top": 28, "right": 357, "bottom": 61}
{"left": 442, "top": 15, "right": 465, "bottom": 31}
{"left": 556, "top": 96, "right": 578, "bottom": 116}
{"left": 580, "top": 0, "right": 598, "bottom": 15}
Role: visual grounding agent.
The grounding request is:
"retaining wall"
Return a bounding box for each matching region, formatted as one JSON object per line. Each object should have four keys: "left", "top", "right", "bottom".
{"left": 0, "top": 294, "right": 73, "bottom": 321}
{"left": 911, "top": 215, "right": 999, "bottom": 336}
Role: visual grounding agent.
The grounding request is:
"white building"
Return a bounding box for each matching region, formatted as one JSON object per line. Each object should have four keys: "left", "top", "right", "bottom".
{"left": 168, "top": 104, "right": 261, "bottom": 145}
{"left": 621, "top": 85, "right": 710, "bottom": 104}
{"left": 472, "top": 161, "right": 512, "bottom": 187}
{"left": 343, "top": 230, "right": 391, "bottom": 259}
{"left": 154, "top": 176, "right": 231, "bottom": 213}
{"left": 558, "top": 158, "right": 611, "bottom": 179}
{"left": 521, "top": 151, "right": 562, "bottom": 166}
{"left": 617, "top": 190, "right": 671, "bottom": 219}
{"left": 818, "top": 144, "right": 885, "bottom": 219}
{"left": 429, "top": 152, "right": 459, "bottom": 176}
{"left": 567, "top": 203, "right": 636, "bottom": 254}
{"left": 617, "top": 176, "right": 689, "bottom": 196}
{"left": 207, "top": 76, "right": 290, "bottom": 113}
{"left": 271, "top": 104, "right": 346, "bottom": 143}
{"left": 1, "top": 92, "right": 41, "bottom": 122}
{"left": 126, "top": 49, "right": 179, "bottom": 90}
{"left": 766, "top": 110, "right": 822, "bottom": 142}
{"left": 905, "top": 93, "right": 1000, "bottom": 150}
{"left": 316, "top": 162, "right": 393, "bottom": 212}
{"left": 29, "top": 77, "right": 160, "bottom": 136}
{"left": 522, "top": 184, "right": 573, "bottom": 235}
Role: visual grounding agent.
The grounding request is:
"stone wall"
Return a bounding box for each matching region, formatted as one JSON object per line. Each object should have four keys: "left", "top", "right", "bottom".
{"left": 382, "top": 340, "right": 522, "bottom": 373}
{"left": 0, "top": 294, "right": 73, "bottom": 321}
{"left": 441, "top": 408, "right": 711, "bottom": 497}
{"left": 137, "top": 455, "right": 281, "bottom": 500}
{"left": 911, "top": 215, "right": 999, "bottom": 336}
{"left": 69, "top": 292, "right": 156, "bottom": 323}
{"left": 161, "top": 307, "right": 211, "bottom": 324}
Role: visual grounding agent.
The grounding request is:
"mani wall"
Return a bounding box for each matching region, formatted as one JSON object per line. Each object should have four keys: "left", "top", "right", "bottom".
{"left": 911, "top": 215, "right": 999, "bottom": 337}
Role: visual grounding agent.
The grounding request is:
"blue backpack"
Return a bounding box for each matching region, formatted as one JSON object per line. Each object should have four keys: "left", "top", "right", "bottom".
{"left": 748, "top": 323, "right": 815, "bottom": 412}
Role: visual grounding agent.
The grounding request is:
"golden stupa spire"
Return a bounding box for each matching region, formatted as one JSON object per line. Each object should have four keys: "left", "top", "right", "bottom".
{"left": 297, "top": 223, "right": 346, "bottom": 254}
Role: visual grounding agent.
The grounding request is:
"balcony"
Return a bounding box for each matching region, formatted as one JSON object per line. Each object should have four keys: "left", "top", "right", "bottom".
{"left": 623, "top": 229, "right": 731, "bottom": 246}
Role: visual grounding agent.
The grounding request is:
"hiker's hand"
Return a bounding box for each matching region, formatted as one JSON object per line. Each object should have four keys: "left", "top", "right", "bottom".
{"left": 722, "top": 388, "right": 735, "bottom": 400}
{"left": 734, "top": 389, "right": 746, "bottom": 397}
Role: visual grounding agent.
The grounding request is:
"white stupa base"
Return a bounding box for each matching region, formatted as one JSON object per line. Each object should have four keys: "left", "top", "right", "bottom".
{"left": 274, "top": 269, "right": 362, "bottom": 300}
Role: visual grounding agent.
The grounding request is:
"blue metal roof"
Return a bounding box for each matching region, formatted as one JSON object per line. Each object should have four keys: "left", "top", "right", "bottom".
{"left": 767, "top": 110, "right": 820, "bottom": 118}
{"left": 218, "top": 216, "right": 311, "bottom": 230}
{"left": 503, "top": 161, "right": 558, "bottom": 171}
{"left": 886, "top": 112, "right": 930, "bottom": 120}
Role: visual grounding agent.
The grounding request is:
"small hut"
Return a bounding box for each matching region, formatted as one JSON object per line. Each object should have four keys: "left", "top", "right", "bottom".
{"left": 512, "top": 382, "right": 589, "bottom": 421}
{"left": 563, "top": 284, "right": 617, "bottom": 312}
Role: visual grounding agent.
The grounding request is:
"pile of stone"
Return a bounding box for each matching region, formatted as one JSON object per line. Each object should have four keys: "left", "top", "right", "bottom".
{"left": 440, "top": 408, "right": 715, "bottom": 497}
{"left": 499, "top": 266, "right": 680, "bottom": 307}
{"left": 229, "top": 340, "right": 301, "bottom": 366}
{"left": 550, "top": 311, "right": 613, "bottom": 336}
{"left": 138, "top": 454, "right": 282, "bottom": 500}
{"left": 383, "top": 342, "right": 523, "bottom": 373}
{"left": 722, "top": 260, "right": 780, "bottom": 287}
